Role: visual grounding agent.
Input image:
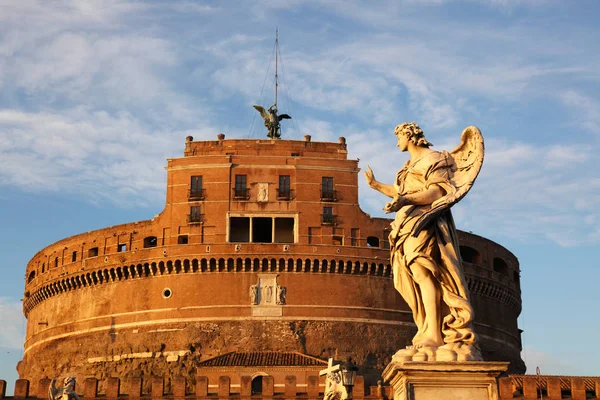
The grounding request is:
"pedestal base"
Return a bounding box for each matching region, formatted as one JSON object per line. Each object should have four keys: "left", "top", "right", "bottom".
{"left": 382, "top": 361, "right": 509, "bottom": 400}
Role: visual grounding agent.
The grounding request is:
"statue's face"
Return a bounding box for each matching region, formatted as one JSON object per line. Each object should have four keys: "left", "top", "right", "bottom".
{"left": 396, "top": 132, "right": 409, "bottom": 152}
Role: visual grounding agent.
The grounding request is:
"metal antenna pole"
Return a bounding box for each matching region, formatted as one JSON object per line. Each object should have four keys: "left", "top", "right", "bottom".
{"left": 275, "top": 27, "right": 278, "bottom": 109}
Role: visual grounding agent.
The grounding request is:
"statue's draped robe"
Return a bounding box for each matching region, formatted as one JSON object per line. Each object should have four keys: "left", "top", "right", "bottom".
{"left": 389, "top": 150, "right": 476, "bottom": 347}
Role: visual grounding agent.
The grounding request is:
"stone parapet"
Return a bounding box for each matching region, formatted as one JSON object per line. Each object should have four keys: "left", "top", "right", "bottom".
{"left": 499, "top": 375, "right": 600, "bottom": 399}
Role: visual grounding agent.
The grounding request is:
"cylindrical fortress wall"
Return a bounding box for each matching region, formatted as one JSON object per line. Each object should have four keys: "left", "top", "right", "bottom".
{"left": 18, "top": 137, "right": 524, "bottom": 386}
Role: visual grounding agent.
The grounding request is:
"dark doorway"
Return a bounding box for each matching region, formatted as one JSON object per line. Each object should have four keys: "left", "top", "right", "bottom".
{"left": 251, "top": 376, "right": 263, "bottom": 394}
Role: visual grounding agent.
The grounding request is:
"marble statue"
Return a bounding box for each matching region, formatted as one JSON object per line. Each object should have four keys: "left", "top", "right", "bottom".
{"left": 320, "top": 358, "right": 348, "bottom": 400}
{"left": 365, "top": 122, "right": 484, "bottom": 362}
{"left": 276, "top": 285, "right": 286, "bottom": 305}
{"left": 48, "top": 376, "right": 80, "bottom": 400}
{"left": 249, "top": 285, "right": 259, "bottom": 305}
{"left": 253, "top": 104, "right": 291, "bottom": 139}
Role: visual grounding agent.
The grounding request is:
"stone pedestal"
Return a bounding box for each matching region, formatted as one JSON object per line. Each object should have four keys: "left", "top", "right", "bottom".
{"left": 382, "top": 361, "right": 509, "bottom": 400}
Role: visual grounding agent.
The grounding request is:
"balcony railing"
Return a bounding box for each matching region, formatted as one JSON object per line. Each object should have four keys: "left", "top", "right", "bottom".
{"left": 187, "top": 213, "right": 203, "bottom": 224}
{"left": 321, "top": 214, "right": 337, "bottom": 225}
{"left": 320, "top": 190, "right": 337, "bottom": 202}
{"left": 188, "top": 188, "right": 206, "bottom": 200}
{"left": 277, "top": 188, "right": 294, "bottom": 201}
{"left": 233, "top": 188, "right": 250, "bottom": 200}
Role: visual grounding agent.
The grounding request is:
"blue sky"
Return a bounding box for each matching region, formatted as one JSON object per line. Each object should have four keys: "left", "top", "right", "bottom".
{"left": 1, "top": 0, "right": 599, "bottom": 388}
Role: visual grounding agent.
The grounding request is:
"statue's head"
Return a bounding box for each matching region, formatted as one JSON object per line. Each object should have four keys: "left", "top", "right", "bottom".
{"left": 394, "top": 122, "right": 433, "bottom": 148}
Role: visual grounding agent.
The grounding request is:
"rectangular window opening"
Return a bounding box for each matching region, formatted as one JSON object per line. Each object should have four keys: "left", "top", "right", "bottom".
{"left": 252, "top": 217, "right": 273, "bottom": 243}
{"left": 332, "top": 235, "right": 343, "bottom": 246}
{"left": 190, "top": 176, "right": 203, "bottom": 199}
{"left": 88, "top": 247, "right": 99, "bottom": 257}
{"left": 178, "top": 235, "right": 189, "bottom": 245}
{"left": 117, "top": 243, "right": 127, "bottom": 252}
{"left": 234, "top": 174, "right": 247, "bottom": 199}
{"left": 71, "top": 251, "right": 77, "bottom": 262}
{"left": 230, "top": 217, "right": 250, "bottom": 243}
{"left": 321, "top": 177, "right": 335, "bottom": 201}
{"left": 274, "top": 218, "right": 295, "bottom": 243}
{"left": 278, "top": 175, "right": 291, "bottom": 199}
{"left": 351, "top": 228, "right": 359, "bottom": 246}
{"left": 189, "top": 206, "right": 202, "bottom": 224}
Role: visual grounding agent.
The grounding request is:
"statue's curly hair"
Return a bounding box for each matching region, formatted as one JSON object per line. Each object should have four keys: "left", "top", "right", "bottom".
{"left": 394, "top": 122, "right": 433, "bottom": 148}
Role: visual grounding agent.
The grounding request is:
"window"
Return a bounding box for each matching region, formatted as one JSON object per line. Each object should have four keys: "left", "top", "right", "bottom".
{"left": 278, "top": 175, "right": 291, "bottom": 199}
{"left": 274, "top": 218, "right": 294, "bottom": 243}
{"left": 230, "top": 217, "right": 250, "bottom": 242}
{"left": 252, "top": 217, "right": 273, "bottom": 243}
{"left": 28, "top": 271, "right": 36, "bottom": 283}
{"left": 144, "top": 236, "right": 158, "bottom": 248}
{"left": 117, "top": 243, "right": 127, "bottom": 252}
{"left": 229, "top": 216, "right": 295, "bottom": 243}
{"left": 367, "top": 236, "right": 380, "bottom": 247}
{"left": 234, "top": 175, "right": 248, "bottom": 199}
{"left": 41, "top": 263, "right": 45, "bottom": 273}
{"left": 332, "top": 235, "right": 343, "bottom": 246}
{"left": 351, "top": 228, "right": 359, "bottom": 246}
{"left": 459, "top": 246, "right": 482, "bottom": 265}
{"left": 321, "top": 177, "right": 335, "bottom": 201}
{"left": 54, "top": 257, "right": 59, "bottom": 268}
{"left": 88, "top": 247, "right": 99, "bottom": 258}
{"left": 72, "top": 251, "right": 77, "bottom": 262}
{"left": 322, "top": 207, "right": 336, "bottom": 225}
{"left": 189, "top": 206, "right": 202, "bottom": 224}
{"left": 190, "top": 176, "right": 204, "bottom": 199}
{"left": 178, "top": 235, "right": 189, "bottom": 245}
{"left": 493, "top": 257, "right": 509, "bottom": 276}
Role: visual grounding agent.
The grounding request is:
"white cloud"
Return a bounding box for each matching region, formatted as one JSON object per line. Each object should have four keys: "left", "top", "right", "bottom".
{"left": 0, "top": 298, "right": 25, "bottom": 350}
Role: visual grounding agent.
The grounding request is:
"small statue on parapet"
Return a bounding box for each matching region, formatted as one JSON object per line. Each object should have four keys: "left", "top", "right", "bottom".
{"left": 48, "top": 376, "right": 80, "bottom": 400}
{"left": 253, "top": 104, "right": 291, "bottom": 139}
{"left": 320, "top": 358, "right": 348, "bottom": 400}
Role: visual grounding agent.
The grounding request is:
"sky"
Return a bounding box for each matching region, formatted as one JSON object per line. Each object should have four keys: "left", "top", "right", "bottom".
{"left": 1, "top": 0, "right": 599, "bottom": 390}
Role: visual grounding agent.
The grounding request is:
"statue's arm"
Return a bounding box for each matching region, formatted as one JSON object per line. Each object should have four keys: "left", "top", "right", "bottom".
{"left": 364, "top": 166, "right": 396, "bottom": 198}
{"left": 384, "top": 186, "right": 444, "bottom": 213}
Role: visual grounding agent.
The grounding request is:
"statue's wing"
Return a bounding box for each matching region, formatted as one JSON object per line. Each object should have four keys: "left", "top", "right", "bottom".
{"left": 412, "top": 126, "right": 484, "bottom": 236}
{"left": 278, "top": 114, "right": 292, "bottom": 121}
{"left": 48, "top": 379, "right": 59, "bottom": 400}
{"left": 253, "top": 105, "right": 269, "bottom": 121}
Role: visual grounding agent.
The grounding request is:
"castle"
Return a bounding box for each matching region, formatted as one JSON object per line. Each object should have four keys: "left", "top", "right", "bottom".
{"left": 11, "top": 134, "right": 587, "bottom": 399}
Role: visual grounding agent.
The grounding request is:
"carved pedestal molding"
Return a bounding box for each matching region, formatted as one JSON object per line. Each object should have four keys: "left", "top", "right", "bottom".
{"left": 382, "top": 361, "right": 509, "bottom": 400}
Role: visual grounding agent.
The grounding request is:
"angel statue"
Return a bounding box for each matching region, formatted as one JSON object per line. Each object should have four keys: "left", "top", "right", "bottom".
{"left": 253, "top": 104, "right": 291, "bottom": 139}
{"left": 49, "top": 376, "right": 80, "bottom": 400}
{"left": 364, "top": 122, "right": 484, "bottom": 363}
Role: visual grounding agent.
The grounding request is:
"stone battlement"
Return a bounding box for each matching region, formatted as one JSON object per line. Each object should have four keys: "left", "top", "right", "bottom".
{"left": 499, "top": 375, "right": 600, "bottom": 399}
{"left": 0, "top": 375, "right": 388, "bottom": 399}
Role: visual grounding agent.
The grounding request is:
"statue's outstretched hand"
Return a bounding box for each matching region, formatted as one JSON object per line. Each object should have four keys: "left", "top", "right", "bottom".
{"left": 364, "top": 165, "right": 376, "bottom": 187}
{"left": 384, "top": 196, "right": 407, "bottom": 213}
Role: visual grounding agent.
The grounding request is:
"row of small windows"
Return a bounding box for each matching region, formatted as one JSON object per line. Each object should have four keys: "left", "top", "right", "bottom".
{"left": 459, "top": 245, "right": 519, "bottom": 283}
{"left": 188, "top": 175, "right": 336, "bottom": 202}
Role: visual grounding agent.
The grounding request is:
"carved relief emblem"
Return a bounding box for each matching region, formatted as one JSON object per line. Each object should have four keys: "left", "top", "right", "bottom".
{"left": 257, "top": 183, "right": 268, "bottom": 202}
{"left": 249, "top": 274, "right": 286, "bottom": 309}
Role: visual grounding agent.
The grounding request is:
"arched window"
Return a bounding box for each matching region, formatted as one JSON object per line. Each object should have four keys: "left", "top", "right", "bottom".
{"left": 366, "top": 236, "right": 380, "bottom": 247}
{"left": 144, "top": 236, "right": 158, "bottom": 248}
{"left": 493, "top": 257, "right": 509, "bottom": 276}
{"left": 459, "top": 246, "right": 482, "bottom": 265}
{"left": 251, "top": 376, "right": 263, "bottom": 394}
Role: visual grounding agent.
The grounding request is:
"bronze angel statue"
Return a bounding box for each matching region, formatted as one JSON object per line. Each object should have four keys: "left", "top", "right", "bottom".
{"left": 365, "top": 122, "right": 484, "bottom": 363}
{"left": 48, "top": 376, "right": 80, "bottom": 400}
{"left": 253, "top": 104, "right": 291, "bottom": 139}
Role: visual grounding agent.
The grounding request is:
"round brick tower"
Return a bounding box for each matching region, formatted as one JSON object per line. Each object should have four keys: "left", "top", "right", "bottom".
{"left": 19, "top": 135, "right": 524, "bottom": 387}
